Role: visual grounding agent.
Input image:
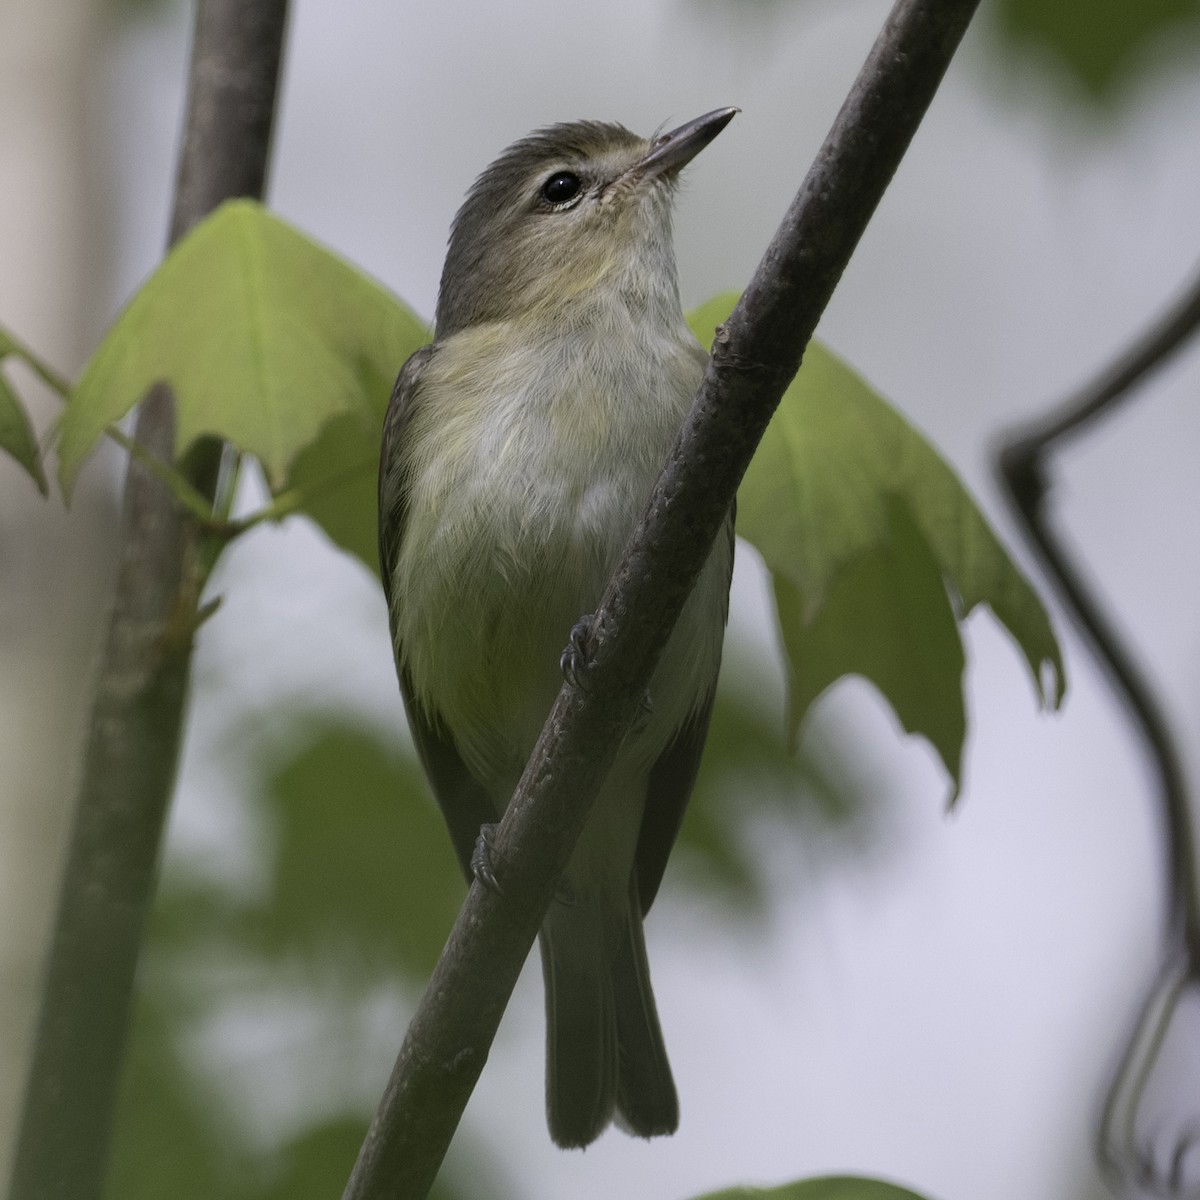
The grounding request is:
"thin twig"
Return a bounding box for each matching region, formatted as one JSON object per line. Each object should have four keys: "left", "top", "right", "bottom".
{"left": 996, "top": 265, "right": 1200, "bottom": 1194}
{"left": 6, "top": 5, "right": 288, "bottom": 1200}
{"left": 343, "top": 2, "right": 984, "bottom": 1196}
{"left": 1003, "top": 271, "right": 1200, "bottom": 452}
{"left": 997, "top": 264, "right": 1200, "bottom": 955}
{"left": 0, "top": 323, "right": 235, "bottom": 521}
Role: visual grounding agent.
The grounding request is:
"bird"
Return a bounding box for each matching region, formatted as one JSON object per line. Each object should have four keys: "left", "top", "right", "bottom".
{"left": 378, "top": 107, "right": 737, "bottom": 1149}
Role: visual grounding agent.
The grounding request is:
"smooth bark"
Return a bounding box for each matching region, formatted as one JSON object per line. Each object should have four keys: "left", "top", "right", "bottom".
{"left": 7, "top": 5, "right": 288, "bottom": 1199}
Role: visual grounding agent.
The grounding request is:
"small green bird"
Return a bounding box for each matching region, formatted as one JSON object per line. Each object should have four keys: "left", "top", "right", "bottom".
{"left": 378, "top": 108, "right": 737, "bottom": 1148}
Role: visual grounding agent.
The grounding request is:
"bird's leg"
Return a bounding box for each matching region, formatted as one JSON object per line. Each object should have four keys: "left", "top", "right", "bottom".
{"left": 560, "top": 614, "right": 595, "bottom": 690}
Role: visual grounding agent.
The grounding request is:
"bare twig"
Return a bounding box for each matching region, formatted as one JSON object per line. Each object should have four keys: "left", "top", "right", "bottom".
{"left": 343, "top": 2, "right": 984, "bottom": 1196}
{"left": 1001, "top": 271, "right": 1200, "bottom": 454}
{"left": 7, "top": 5, "right": 288, "bottom": 1200}
{"left": 997, "top": 266, "right": 1200, "bottom": 956}
{"left": 996, "top": 265, "right": 1200, "bottom": 1195}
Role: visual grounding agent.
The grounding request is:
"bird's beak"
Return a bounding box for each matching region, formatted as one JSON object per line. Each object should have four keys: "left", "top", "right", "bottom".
{"left": 633, "top": 107, "right": 739, "bottom": 183}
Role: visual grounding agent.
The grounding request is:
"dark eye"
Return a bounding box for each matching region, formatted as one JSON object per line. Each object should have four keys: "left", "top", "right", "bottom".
{"left": 541, "top": 171, "right": 582, "bottom": 205}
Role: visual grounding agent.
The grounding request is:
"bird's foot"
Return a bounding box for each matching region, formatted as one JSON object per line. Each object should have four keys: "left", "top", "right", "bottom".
{"left": 473, "top": 824, "right": 574, "bottom": 906}
{"left": 560, "top": 614, "right": 595, "bottom": 691}
{"left": 470, "top": 822, "right": 504, "bottom": 895}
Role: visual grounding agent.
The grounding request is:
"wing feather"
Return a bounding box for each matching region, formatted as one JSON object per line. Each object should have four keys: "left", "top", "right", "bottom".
{"left": 378, "top": 345, "right": 496, "bottom": 881}
{"left": 633, "top": 504, "right": 736, "bottom": 914}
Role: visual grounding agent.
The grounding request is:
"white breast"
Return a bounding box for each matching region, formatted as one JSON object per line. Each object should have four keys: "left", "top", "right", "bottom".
{"left": 391, "top": 311, "right": 728, "bottom": 794}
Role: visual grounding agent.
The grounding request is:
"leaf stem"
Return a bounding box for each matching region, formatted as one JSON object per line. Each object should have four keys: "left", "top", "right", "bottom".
{"left": 102, "top": 423, "right": 217, "bottom": 524}
{"left": 211, "top": 447, "right": 244, "bottom": 525}
{"left": 0, "top": 328, "right": 74, "bottom": 398}
{"left": 1, "top": 321, "right": 230, "bottom": 525}
{"left": 226, "top": 452, "right": 376, "bottom": 535}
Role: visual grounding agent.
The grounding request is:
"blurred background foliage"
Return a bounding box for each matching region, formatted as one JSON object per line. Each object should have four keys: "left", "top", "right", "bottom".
{"left": 988, "top": 0, "right": 1200, "bottom": 101}
{"left": 85, "top": 0, "right": 1200, "bottom": 1197}
{"left": 105, "top": 676, "right": 881, "bottom": 1200}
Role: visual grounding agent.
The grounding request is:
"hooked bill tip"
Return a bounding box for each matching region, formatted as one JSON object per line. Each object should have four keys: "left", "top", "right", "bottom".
{"left": 638, "top": 106, "right": 739, "bottom": 179}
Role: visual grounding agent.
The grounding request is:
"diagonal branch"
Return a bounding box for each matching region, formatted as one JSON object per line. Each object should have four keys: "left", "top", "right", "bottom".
{"left": 6, "top": 5, "right": 288, "bottom": 1200}
{"left": 343, "top": 1, "right": 984, "bottom": 1197}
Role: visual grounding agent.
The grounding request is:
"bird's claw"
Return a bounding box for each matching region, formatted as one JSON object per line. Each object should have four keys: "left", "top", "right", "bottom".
{"left": 470, "top": 822, "right": 504, "bottom": 895}
{"left": 560, "top": 614, "right": 595, "bottom": 691}
{"left": 472, "top": 824, "right": 574, "bottom": 907}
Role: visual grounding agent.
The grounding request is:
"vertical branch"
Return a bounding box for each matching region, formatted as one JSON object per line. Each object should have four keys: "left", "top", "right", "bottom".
{"left": 7, "top": 5, "right": 288, "bottom": 1200}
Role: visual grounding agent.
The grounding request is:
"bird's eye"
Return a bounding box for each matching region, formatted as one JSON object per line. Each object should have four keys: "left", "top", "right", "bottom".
{"left": 540, "top": 171, "right": 582, "bottom": 205}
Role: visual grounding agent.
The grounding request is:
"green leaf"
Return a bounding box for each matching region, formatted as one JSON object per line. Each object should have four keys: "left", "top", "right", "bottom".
{"left": 688, "top": 293, "right": 1063, "bottom": 797}
{"left": 285, "top": 408, "right": 387, "bottom": 573}
{"left": 105, "top": 997, "right": 230, "bottom": 1200}
{"left": 57, "top": 199, "right": 428, "bottom": 502}
{"left": 0, "top": 366, "right": 48, "bottom": 494}
{"left": 773, "top": 497, "right": 966, "bottom": 789}
{"left": 989, "top": 0, "right": 1200, "bottom": 101}
{"left": 256, "top": 721, "right": 466, "bottom": 978}
{"left": 254, "top": 1120, "right": 368, "bottom": 1200}
{"left": 693, "top": 1176, "right": 936, "bottom": 1200}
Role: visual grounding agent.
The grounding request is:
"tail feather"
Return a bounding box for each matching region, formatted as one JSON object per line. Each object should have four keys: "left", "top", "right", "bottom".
{"left": 612, "top": 892, "right": 678, "bottom": 1138}
{"left": 539, "top": 880, "right": 677, "bottom": 1149}
{"left": 539, "top": 925, "right": 618, "bottom": 1148}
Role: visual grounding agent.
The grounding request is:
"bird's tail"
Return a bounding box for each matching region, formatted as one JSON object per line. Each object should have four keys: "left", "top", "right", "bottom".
{"left": 539, "top": 881, "right": 678, "bottom": 1149}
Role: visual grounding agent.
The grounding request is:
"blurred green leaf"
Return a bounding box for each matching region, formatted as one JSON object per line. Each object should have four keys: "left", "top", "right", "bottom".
{"left": 990, "top": 0, "right": 1200, "bottom": 100}
{"left": 256, "top": 721, "right": 465, "bottom": 977}
{"left": 254, "top": 1119, "right": 471, "bottom": 1200}
{"left": 694, "top": 1179, "right": 935, "bottom": 1200}
{"left": 107, "top": 714, "right": 498, "bottom": 1200}
{"left": 0, "top": 364, "right": 48, "bottom": 494}
{"left": 254, "top": 1120, "right": 367, "bottom": 1200}
{"left": 57, "top": 200, "right": 427, "bottom": 503}
{"left": 105, "top": 679, "right": 886, "bottom": 1200}
{"left": 680, "top": 689, "right": 800, "bottom": 906}
{"left": 106, "top": 998, "right": 233, "bottom": 1200}
{"left": 688, "top": 294, "right": 1063, "bottom": 797}
{"left": 679, "top": 684, "right": 880, "bottom": 907}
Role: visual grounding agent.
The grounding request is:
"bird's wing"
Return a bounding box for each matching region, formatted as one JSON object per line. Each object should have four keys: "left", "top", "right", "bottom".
{"left": 633, "top": 504, "right": 736, "bottom": 915}
{"left": 377, "top": 343, "right": 431, "bottom": 607}
{"left": 378, "top": 344, "right": 497, "bottom": 882}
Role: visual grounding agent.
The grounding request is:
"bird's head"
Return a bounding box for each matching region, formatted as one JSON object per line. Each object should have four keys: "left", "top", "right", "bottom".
{"left": 435, "top": 108, "right": 737, "bottom": 337}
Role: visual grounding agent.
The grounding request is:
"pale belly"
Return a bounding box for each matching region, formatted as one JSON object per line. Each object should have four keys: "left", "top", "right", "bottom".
{"left": 389, "top": 320, "right": 730, "bottom": 805}
{"left": 397, "top": 458, "right": 728, "bottom": 798}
